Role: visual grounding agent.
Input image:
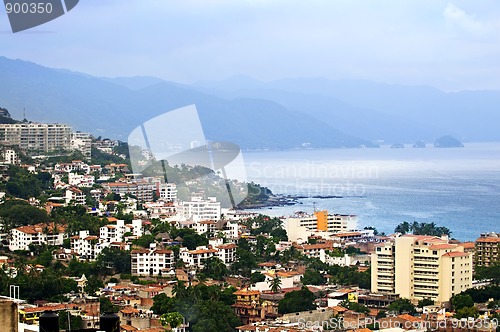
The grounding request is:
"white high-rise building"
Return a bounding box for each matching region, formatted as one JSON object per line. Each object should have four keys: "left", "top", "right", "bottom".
{"left": 178, "top": 194, "right": 221, "bottom": 221}
{"left": 70, "top": 132, "right": 92, "bottom": 159}
{"left": 0, "top": 123, "right": 71, "bottom": 152}
{"left": 158, "top": 183, "right": 177, "bottom": 202}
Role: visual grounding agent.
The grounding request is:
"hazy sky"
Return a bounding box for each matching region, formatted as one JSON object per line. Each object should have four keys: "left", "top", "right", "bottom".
{"left": 1, "top": 0, "right": 500, "bottom": 91}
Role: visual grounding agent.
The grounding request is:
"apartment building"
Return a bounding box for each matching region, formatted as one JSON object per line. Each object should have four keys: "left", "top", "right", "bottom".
{"left": 131, "top": 248, "right": 175, "bottom": 276}
{"left": 1, "top": 148, "right": 20, "bottom": 165}
{"left": 371, "top": 235, "right": 473, "bottom": 304}
{"left": 177, "top": 194, "right": 221, "bottom": 222}
{"left": 70, "top": 230, "right": 101, "bottom": 260}
{"left": 294, "top": 241, "right": 336, "bottom": 260}
{"left": 158, "top": 182, "right": 177, "bottom": 202}
{"left": 180, "top": 247, "right": 218, "bottom": 268}
{"left": 195, "top": 220, "right": 218, "bottom": 235}
{"left": 68, "top": 172, "right": 95, "bottom": 188}
{"left": 216, "top": 243, "right": 238, "bottom": 265}
{"left": 286, "top": 210, "right": 358, "bottom": 242}
{"left": 99, "top": 219, "right": 143, "bottom": 244}
{"left": 70, "top": 132, "right": 92, "bottom": 159}
{"left": 54, "top": 160, "right": 90, "bottom": 173}
{"left": 65, "top": 187, "right": 86, "bottom": 205}
{"left": 0, "top": 123, "right": 71, "bottom": 152}
{"left": 474, "top": 232, "right": 500, "bottom": 267}
{"left": 9, "top": 223, "right": 67, "bottom": 251}
{"left": 102, "top": 181, "right": 155, "bottom": 202}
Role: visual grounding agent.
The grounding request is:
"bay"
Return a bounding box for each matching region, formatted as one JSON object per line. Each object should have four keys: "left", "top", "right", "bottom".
{"left": 241, "top": 142, "right": 500, "bottom": 241}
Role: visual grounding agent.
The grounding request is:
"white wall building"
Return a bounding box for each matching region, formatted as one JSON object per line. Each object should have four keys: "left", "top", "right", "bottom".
{"left": 68, "top": 172, "right": 95, "bottom": 188}
{"left": 1, "top": 149, "right": 20, "bottom": 165}
{"left": 131, "top": 248, "right": 175, "bottom": 276}
{"left": 177, "top": 195, "right": 221, "bottom": 222}
{"left": 158, "top": 183, "right": 177, "bottom": 202}
{"left": 180, "top": 246, "right": 218, "bottom": 268}
{"left": 70, "top": 132, "right": 92, "bottom": 159}
{"left": 70, "top": 230, "right": 102, "bottom": 260}
{"left": 286, "top": 211, "right": 358, "bottom": 242}
{"left": 9, "top": 223, "right": 67, "bottom": 251}
{"left": 66, "top": 187, "right": 86, "bottom": 205}
{"left": 0, "top": 123, "right": 71, "bottom": 152}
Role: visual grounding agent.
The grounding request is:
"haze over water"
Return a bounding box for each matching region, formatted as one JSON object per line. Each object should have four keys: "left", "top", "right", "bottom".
{"left": 243, "top": 142, "right": 500, "bottom": 241}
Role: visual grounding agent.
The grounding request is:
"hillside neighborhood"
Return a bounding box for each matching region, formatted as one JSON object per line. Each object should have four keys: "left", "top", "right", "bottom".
{"left": 0, "top": 114, "right": 499, "bottom": 332}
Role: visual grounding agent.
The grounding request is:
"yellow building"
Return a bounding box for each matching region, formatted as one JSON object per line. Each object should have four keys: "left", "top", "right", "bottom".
{"left": 371, "top": 235, "right": 473, "bottom": 305}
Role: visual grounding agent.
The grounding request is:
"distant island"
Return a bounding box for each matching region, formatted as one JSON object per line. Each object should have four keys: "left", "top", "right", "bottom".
{"left": 434, "top": 135, "right": 464, "bottom": 148}
{"left": 412, "top": 140, "right": 426, "bottom": 148}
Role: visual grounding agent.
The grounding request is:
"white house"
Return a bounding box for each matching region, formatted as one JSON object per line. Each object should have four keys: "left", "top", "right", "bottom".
{"left": 68, "top": 172, "right": 95, "bottom": 188}
{"left": 131, "top": 248, "right": 175, "bottom": 276}
{"left": 70, "top": 230, "right": 101, "bottom": 260}
{"left": 9, "top": 223, "right": 67, "bottom": 251}
{"left": 158, "top": 183, "right": 177, "bottom": 202}
{"left": 65, "top": 187, "right": 86, "bottom": 205}
{"left": 180, "top": 246, "right": 218, "bottom": 268}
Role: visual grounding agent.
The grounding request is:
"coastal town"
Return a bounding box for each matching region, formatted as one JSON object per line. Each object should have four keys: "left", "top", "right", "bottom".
{"left": 0, "top": 113, "right": 499, "bottom": 332}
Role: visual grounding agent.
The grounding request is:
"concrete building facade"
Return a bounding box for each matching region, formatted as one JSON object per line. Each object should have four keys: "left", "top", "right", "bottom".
{"left": 474, "top": 232, "right": 500, "bottom": 267}
{"left": 0, "top": 123, "right": 71, "bottom": 152}
{"left": 371, "top": 235, "right": 473, "bottom": 304}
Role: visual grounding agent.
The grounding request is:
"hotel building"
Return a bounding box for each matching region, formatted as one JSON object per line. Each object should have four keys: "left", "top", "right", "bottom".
{"left": 286, "top": 210, "right": 358, "bottom": 242}
{"left": 0, "top": 123, "right": 71, "bottom": 152}
{"left": 371, "top": 234, "right": 473, "bottom": 304}
{"left": 474, "top": 232, "right": 500, "bottom": 267}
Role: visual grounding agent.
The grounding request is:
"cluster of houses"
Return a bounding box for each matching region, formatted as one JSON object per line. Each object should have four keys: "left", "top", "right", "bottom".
{"left": 1, "top": 140, "right": 499, "bottom": 331}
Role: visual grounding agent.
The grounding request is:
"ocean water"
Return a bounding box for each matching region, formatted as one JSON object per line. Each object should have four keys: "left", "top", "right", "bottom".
{"left": 241, "top": 143, "right": 500, "bottom": 241}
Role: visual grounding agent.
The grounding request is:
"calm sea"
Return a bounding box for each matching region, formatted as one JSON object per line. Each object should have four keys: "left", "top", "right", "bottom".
{"left": 241, "top": 142, "right": 500, "bottom": 241}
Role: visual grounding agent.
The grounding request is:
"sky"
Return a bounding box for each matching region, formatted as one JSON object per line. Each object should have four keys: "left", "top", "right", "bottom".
{"left": 1, "top": 0, "right": 500, "bottom": 91}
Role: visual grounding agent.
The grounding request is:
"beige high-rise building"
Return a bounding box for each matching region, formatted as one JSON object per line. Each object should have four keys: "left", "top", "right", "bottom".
{"left": 0, "top": 123, "right": 71, "bottom": 152}
{"left": 475, "top": 232, "right": 500, "bottom": 267}
{"left": 371, "top": 235, "right": 473, "bottom": 304}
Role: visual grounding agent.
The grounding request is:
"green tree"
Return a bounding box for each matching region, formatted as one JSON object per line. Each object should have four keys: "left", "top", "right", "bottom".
{"left": 455, "top": 306, "right": 479, "bottom": 319}
{"left": 132, "top": 234, "right": 156, "bottom": 248}
{"left": 269, "top": 275, "right": 282, "bottom": 294}
{"left": 418, "top": 298, "right": 434, "bottom": 308}
{"left": 339, "top": 300, "right": 370, "bottom": 314}
{"left": 250, "top": 272, "right": 266, "bottom": 284}
{"left": 388, "top": 298, "right": 417, "bottom": 315}
{"left": 278, "top": 286, "right": 316, "bottom": 314}
{"left": 301, "top": 268, "right": 326, "bottom": 285}
{"left": 201, "top": 257, "right": 229, "bottom": 281}
{"left": 85, "top": 275, "right": 103, "bottom": 296}
{"left": 151, "top": 293, "right": 176, "bottom": 314}
{"left": 160, "top": 312, "right": 184, "bottom": 329}
{"left": 96, "top": 247, "right": 131, "bottom": 274}
{"left": 451, "top": 293, "right": 474, "bottom": 311}
{"left": 100, "top": 297, "right": 119, "bottom": 313}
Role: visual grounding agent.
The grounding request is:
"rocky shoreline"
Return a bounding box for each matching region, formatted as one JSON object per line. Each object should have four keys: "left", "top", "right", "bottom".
{"left": 239, "top": 194, "right": 343, "bottom": 209}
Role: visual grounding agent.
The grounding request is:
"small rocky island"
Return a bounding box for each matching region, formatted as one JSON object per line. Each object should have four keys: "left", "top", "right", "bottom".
{"left": 434, "top": 135, "right": 464, "bottom": 148}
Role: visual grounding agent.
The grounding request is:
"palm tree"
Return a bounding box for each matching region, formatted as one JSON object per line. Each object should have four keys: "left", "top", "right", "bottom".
{"left": 268, "top": 275, "right": 282, "bottom": 294}
{"left": 160, "top": 312, "right": 184, "bottom": 331}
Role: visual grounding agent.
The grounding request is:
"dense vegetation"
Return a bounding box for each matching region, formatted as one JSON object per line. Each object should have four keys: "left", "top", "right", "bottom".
{"left": 394, "top": 221, "right": 451, "bottom": 237}
{"left": 151, "top": 283, "right": 241, "bottom": 332}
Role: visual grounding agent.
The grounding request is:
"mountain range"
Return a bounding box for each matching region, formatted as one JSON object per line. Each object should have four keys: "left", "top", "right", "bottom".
{"left": 1, "top": 56, "right": 499, "bottom": 149}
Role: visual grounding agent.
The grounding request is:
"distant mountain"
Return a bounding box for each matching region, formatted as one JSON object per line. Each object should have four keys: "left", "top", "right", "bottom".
{"left": 102, "top": 76, "right": 167, "bottom": 90}
{"left": 195, "top": 77, "right": 500, "bottom": 143}
{"left": 434, "top": 135, "right": 464, "bottom": 148}
{"left": 0, "top": 56, "right": 372, "bottom": 149}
